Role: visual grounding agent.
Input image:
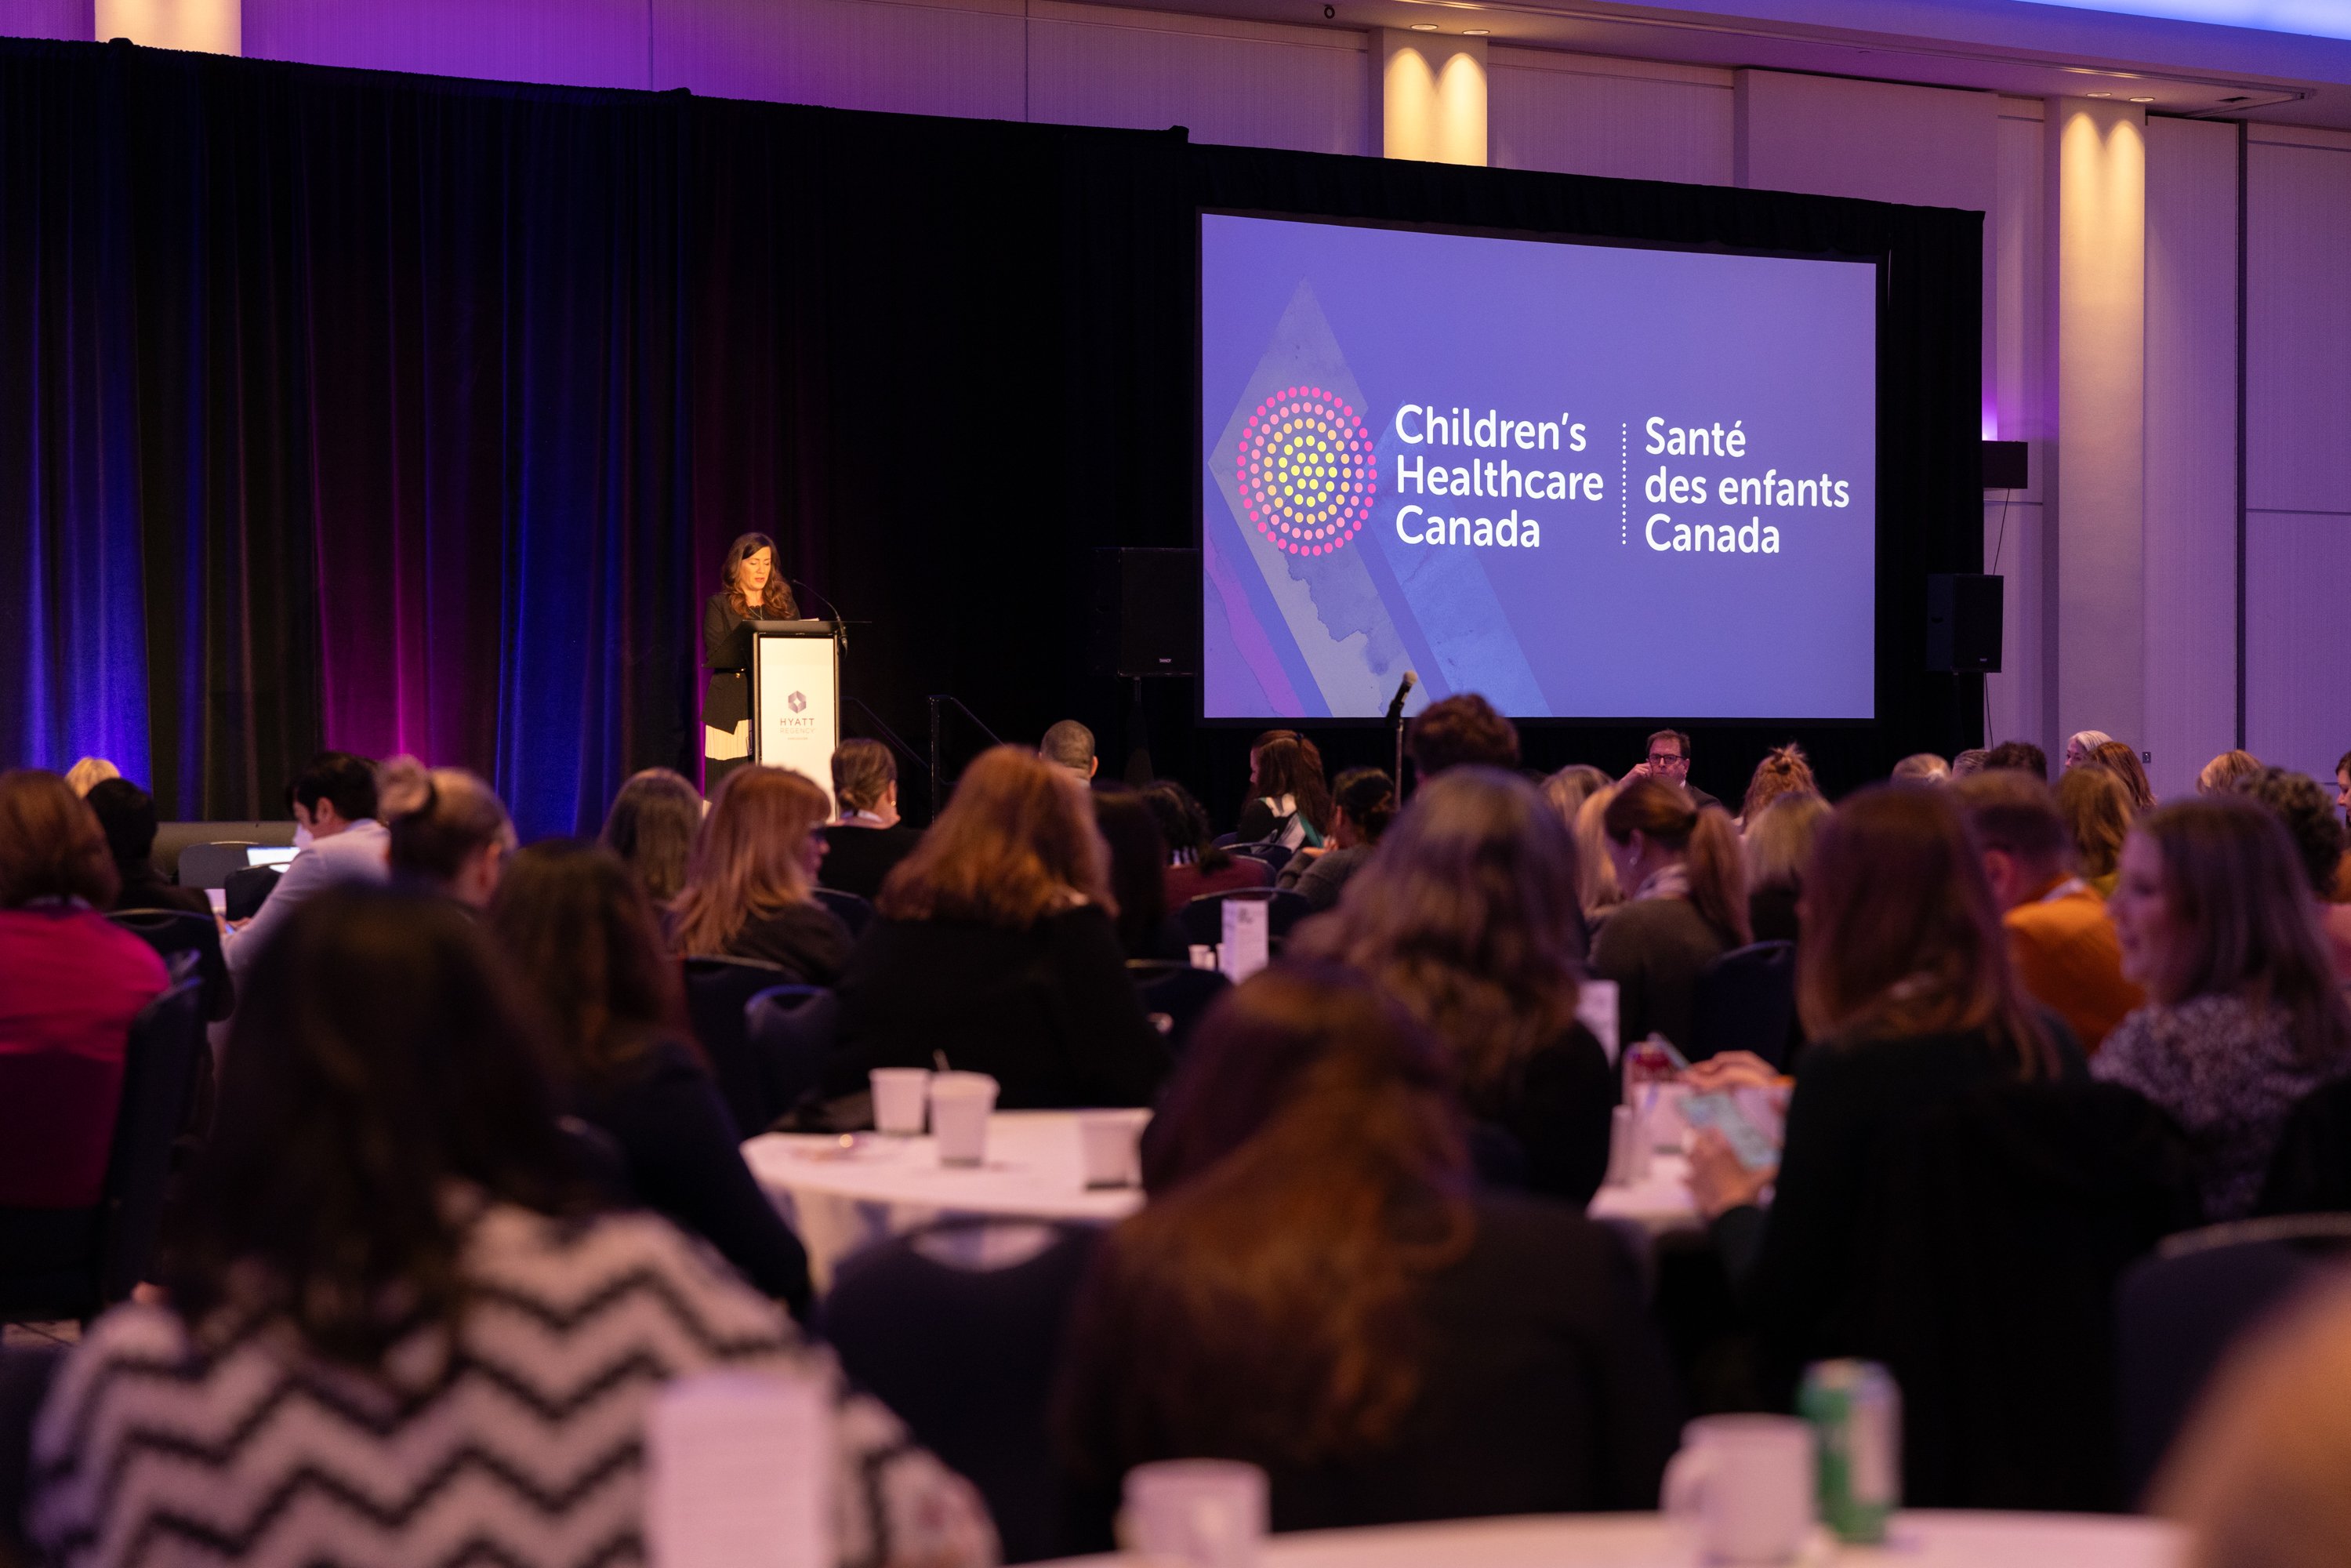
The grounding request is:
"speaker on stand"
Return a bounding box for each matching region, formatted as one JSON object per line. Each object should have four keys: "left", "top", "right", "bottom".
{"left": 1090, "top": 549, "right": 1200, "bottom": 783}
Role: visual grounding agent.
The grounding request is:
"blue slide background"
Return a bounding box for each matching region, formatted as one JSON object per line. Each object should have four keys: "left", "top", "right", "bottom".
{"left": 1201, "top": 215, "right": 1878, "bottom": 721}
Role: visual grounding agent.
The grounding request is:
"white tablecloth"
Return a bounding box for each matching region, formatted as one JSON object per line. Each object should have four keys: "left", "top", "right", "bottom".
{"left": 744, "top": 1111, "right": 1144, "bottom": 1290}
{"left": 1590, "top": 1152, "right": 1703, "bottom": 1236}
{"left": 1034, "top": 1510, "right": 2182, "bottom": 1567}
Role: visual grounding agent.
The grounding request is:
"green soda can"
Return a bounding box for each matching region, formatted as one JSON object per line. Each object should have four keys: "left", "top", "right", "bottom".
{"left": 1798, "top": 1359, "right": 1900, "bottom": 1544}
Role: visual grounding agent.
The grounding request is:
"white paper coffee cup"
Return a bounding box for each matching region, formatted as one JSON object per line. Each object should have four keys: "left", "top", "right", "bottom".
{"left": 869, "top": 1068, "right": 932, "bottom": 1135}
{"left": 1122, "top": 1459, "right": 1267, "bottom": 1568}
{"left": 928, "top": 1072, "right": 999, "bottom": 1167}
{"left": 1077, "top": 1109, "right": 1152, "bottom": 1189}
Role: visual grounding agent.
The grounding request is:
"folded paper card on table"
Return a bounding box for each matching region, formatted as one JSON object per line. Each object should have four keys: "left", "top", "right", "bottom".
{"left": 1220, "top": 900, "right": 1269, "bottom": 983}
{"left": 648, "top": 1370, "right": 831, "bottom": 1568}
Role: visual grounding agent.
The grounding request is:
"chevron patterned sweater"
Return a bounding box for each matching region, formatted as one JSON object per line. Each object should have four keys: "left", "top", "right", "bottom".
{"left": 27, "top": 1203, "right": 996, "bottom": 1568}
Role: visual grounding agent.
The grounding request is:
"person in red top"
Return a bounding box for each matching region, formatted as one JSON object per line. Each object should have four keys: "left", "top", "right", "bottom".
{"left": 0, "top": 769, "right": 169, "bottom": 1208}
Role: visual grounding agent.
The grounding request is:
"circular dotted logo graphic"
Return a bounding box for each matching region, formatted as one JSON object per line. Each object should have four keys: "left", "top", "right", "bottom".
{"left": 1235, "top": 387, "right": 1377, "bottom": 557}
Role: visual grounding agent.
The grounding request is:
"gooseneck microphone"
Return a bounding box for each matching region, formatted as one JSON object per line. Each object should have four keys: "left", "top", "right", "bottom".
{"left": 1385, "top": 669, "right": 1418, "bottom": 725}
{"left": 789, "top": 579, "right": 847, "bottom": 652}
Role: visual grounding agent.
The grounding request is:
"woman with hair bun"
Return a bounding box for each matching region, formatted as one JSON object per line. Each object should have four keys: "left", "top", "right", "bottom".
{"left": 1738, "top": 743, "right": 1816, "bottom": 828}
{"left": 380, "top": 758, "right": 516, "bottom": 909}
{"left": 1278, "top": 766, "right": 1397, "bottom": 913}
{"left": 1590, "top": 778, "right": 1750, "bottom": 1055}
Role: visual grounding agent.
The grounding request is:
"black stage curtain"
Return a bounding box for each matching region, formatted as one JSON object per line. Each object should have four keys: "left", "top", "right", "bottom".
{"left": 0, "top": 38, "right": 1979, "bottom": 831}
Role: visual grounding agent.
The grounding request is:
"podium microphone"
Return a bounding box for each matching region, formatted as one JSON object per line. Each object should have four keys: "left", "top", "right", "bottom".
{"left": 790, "top": 579, "right": 847, "bottom": 652}
{"left": 1384, "top": 669, "right": 1417, "bottom": 724}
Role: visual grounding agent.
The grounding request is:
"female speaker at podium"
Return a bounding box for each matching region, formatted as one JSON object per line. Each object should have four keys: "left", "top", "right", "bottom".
{"left": 703, "top": 532, "right": 798, "bottom": 793}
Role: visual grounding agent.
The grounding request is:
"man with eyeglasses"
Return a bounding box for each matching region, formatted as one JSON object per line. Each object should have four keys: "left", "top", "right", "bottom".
{"left": 1626, "top": 728, "right": 1722, "bottom": 812}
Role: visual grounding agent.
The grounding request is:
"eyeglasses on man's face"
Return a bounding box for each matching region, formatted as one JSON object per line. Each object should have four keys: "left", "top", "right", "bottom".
{"left": 1647, "top": 752, "right": 1689, "bottom": 770}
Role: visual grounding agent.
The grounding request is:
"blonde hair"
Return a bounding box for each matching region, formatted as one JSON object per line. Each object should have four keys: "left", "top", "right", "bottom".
{"left": 1892, "top": 753, "right": 1950, "bottom": 785}
{"left": 1745, "top": 790, "right": 1830, "bottom": 894}
{"left": 876, "top": 745, "right": 1111, "bottom": 927}
{"left": 2158, "top": 1276, "right": 2351, "bottom": 1568}
{"left": 63, "top": 757, "right": 120, "bottom": 797}
{"left": 1740, "top": 743, "right": 1816, "bottom": 823}
{"left": 1574, "top": 784, "right": 1624, "bottom": 916}
{"left": 2059, "top": 764, "right": 2134, "bottom": 879}
{"left": 669, "top": 767, "right": 830, "bottom": 954}
{"left": 1542, "top": 764, "right": 1609, "bottom": 829}
{"left": 2197, "top": 750, "right": 2262, "bottom": 797}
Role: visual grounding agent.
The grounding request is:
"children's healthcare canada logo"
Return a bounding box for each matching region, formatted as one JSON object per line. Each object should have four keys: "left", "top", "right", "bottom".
{"left": 1235, "top": 387, "right": 1377, "bottom": 557}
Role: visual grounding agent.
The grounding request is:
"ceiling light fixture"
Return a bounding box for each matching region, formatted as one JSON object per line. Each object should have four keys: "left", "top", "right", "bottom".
{"left": 2130, "top": 94, "right": 2155, "bottom": 101}
{"left": 2088, "top": 90, "right": 2113, "bottom": 96}
{"left": 1464, "top": 26, "right": 1490, "bottom": 33}
{"left": 1409, "top": 20, "right": 1439, "bottom": 28}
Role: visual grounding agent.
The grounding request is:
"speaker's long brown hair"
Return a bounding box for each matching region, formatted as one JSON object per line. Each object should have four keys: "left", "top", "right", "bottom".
{"left": 1065, "top": 965, "right": 1471, "bottom": 1467}
{"left": 1797, "top": 784, "right": 2060, "bottom": 1077}
{"left": 720, "top": 531, "right": 797, "bottom": 620}
{"left": 669, "top": 766, "right": 829, "bottom": 955}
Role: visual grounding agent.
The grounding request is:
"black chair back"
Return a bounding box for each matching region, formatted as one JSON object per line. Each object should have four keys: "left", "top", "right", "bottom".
{"left": 97, "top": 977, "right": 208, "bottom": 1304}
{"left": 108, "top": 908, "right": 231, "bottom": 1022}
{"left": 2256, "top": 1075, "right": 2351, "bottom": 1216}
{"left": 223, "top": 863, "right": 284, "bottom": 922}
{"left": 1176, "top": 888, "right": 1312, "bottom": 949}
{"left": 746, "top": 985, "right": 840, "bottom": 1127}
{"left": 1850, "top": 1079, "right": 2202, "bottom": 1512}
{"left": 1126, "top": 960, "right": 1230, "bottom": 1052}
{"left": 1234, "top": 844, "right": 1293, "bottom": 877}
{"left": 812, "top": 887, "right": 873, "bottom": 938}
{"left": 1689, "top": 940, "right": 1799, "bottom": 1067}
{"left": 818, "top": 1219, "right": 1100, "bottom": 1563}
{"left": 2116, "top": 1214, "right": 2351, "bottom": 1504}
{"left": 683, "top": 955, "right": 793, "bottom": 1138}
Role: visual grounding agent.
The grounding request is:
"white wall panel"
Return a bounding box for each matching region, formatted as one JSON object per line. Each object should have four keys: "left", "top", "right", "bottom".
{"left": 2142, "top": 115, "right": 2240, "bottom": 799}
{"left": 651, "top": 0, "right": 1025, "bottom": 121}
{"left": 2245, "top": 512, "right": 2351, "bottom": 783}
{"left": 2245, "top": 132, "right": 2351, "bottom": 516}
{"left": 1029, "top": 3, "right": 1371, "bottom": 155}
{"left": 1987, "top": 104, "right": 2047, "bottom": 751}
{"left": 1488, "top": 52, "right": 1732, "bottom": 185}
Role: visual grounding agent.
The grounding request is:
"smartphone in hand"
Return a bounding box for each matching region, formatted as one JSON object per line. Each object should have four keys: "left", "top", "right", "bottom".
{"left": 1682, "top": 1091, "right": 1780, "bottom": 1171}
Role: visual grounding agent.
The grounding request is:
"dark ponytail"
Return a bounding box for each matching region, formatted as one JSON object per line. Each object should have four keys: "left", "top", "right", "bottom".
{"left": 1603, "top": 776, "right": 1751, "bottom": 946}
{"left": 1332, "top": 767, "right": 1398, "bottom": 844}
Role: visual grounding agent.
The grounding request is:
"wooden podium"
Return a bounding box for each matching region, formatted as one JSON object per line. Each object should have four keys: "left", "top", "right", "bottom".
{"left": 743, "top": 619, "right": 841, "bottom": 811}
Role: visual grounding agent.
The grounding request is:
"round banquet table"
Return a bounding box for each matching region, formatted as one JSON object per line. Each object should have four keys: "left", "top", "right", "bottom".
{"left": 743, "top": 1111, "right": 1145, "bottom": 1290}
{"left": 1589, "top": 1152, "right": 1703, "bottom": 1236}
{"left": 1031, "top": 1510, "right": 2183, "bottom": 1567}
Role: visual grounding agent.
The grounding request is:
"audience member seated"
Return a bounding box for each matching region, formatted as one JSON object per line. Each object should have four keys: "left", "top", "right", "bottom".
{"left": 1743, "top": 791, "right": 1830, "bottom": 946}
{"left": 2063, "top": 730, "right": 2114, "bottom": 771}
{"left": 2231, "top": 765, "right": 2351, "bottom": 980}
{"left": 25, "top": 885, "right": 991, "bottom": 1568}
{"left": 1686, "top": 785, "right": 2077, "bottom": 1375}
{"left": 1574, "top": 784, "right": 1624, "bottom": 927}
{"left": 821, "top": 738, "right": 923, "bottom": 901}
{"left": 2059, "top": 763, "right": 2135, "bottom": 896}
{"left": 1950, "top": 748, "right": 1990, "bottom": 778}
{"left": 599, "top": 766, "right": 702, "bottom": 906}
{"left": 1892, "top": 752, "right": 1950, "bottom": 785}
{"left": 226, "top": 750, "right": 386, "bottom": 982}
{"left": 1739, "top": 742, "right": 1816, "bottom": 827}
{"left": 1055, "top": 966, "right": 1675, "bottom": 1547}
{"left": 1984, "top": 740, "right": 2049, "bottom": 779}
{"left": 2094, "top": 740, "right": 2159, "bottom": 814}
{"left": 2157, "top": 1275, "right": 2351, "bottom": 1568}
{"left": 0, "top": 770, "right": 170, "bottom": 1210}
{"left": 1406, "top": 692, "right": 1522, "bottom": 779}
{"left": 1541, "top": 764, "right": 1610, "bottom": 828}
{"left": 380, "top": 759, "right": 516, "bottom": 909}
{"left": 2094, "top": 797, "right": 2351, "bottom": 1220}
{"left": 669, "top": 767, "right": 852, "bottom": 982}
{"left": 2338, "top": 749, "right": 2350, "bottom": 825}
{"left": 1145, "top": 779, "right": 1271, "bottom": 905}
{"left": 1954, "top": 771, "right": 2142, "bottom": 1054}
{"left": 1041, "top": 718, "right": 1098, "bottom": 782}
{"left": 490, "top": 841, "right": 813, "bottom": 1316}
{"left": 1093, "top": 787, "right": 1182, "bottom": 961}
{"left": 63, "top": 756, "right": 119, "bottom": 797}
{"left": 826, "top": 746, "right": 1169, "bottom": 1108}
{"left": 2197, "top": 749, "right": 2262, "bottom": 797}
{"left": 1590, "top": 779, "right": 1749, "bottom": 1054}
{"left": 1622, "top": 728, "right": 1722, "bottom": 811}
{"left": 1296, "top": 770, "right": 1612, "bottom": 1202}
{"left": 84, "top": 778, "right": 209, "bottom": 916}
{"left": 1278, "top": 767, "right": 1396, "bottom": 913}
{"left": 1235, "top": 733, "right": 1331, "bottom": 850}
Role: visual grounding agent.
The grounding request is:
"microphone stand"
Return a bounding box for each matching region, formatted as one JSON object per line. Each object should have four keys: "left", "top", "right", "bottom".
{"left": 1387, "top": 678, "right": 1413, "bottom": 802}
{"left": 790, "top": 578, "right": 849, "bottom": 655}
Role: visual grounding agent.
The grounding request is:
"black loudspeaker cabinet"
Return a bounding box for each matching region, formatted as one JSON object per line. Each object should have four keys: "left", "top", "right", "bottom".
{"left": 1090, "top": 548, "right": 1200, "bottom": 678}
{"left": 1926, "top": 573, "right": 2004, "bottom": 673}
